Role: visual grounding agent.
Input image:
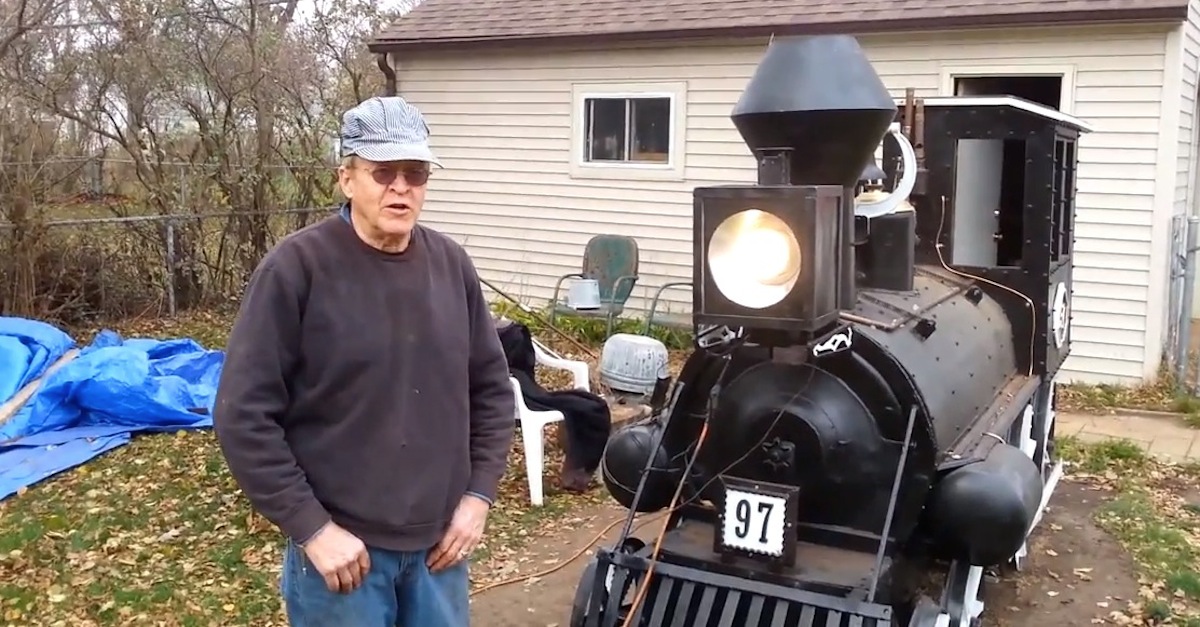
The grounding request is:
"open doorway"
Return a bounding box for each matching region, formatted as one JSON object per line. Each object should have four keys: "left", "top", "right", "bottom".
{"left": 954, "top": 75, "right": 1063, "bottom": 110}
{"left": 949, "top": 74, "right": 1065, "bottom": 267}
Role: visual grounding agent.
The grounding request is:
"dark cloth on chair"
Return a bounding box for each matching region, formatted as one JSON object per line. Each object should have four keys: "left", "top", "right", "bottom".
{"left": 495, "top": 321, "right": 611, "bottom": 477}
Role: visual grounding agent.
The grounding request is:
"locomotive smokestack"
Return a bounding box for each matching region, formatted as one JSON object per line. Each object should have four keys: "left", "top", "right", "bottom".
{"left": 732, "top": 35, "right": 897, "bottom": 186}
{"left": 732, "top": 35, "right": 897, "bottom": 308}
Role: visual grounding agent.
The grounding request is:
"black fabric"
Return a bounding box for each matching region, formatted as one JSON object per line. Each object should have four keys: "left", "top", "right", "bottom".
{"left": 496, "top": 321, "right": 611, "bottom": 473}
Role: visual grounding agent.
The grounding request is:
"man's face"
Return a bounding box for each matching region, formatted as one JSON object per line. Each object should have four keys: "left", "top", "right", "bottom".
{"left": 338, "top": 156, "right": 430, "bottom": 242}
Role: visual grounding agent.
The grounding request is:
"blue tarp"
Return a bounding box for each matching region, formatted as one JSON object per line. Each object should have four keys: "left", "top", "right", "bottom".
{"left": 0, "top": 316, "right": 77, "bottom": 406}
{"left": 0, "top": 326, "right": 224, "bottom": 501}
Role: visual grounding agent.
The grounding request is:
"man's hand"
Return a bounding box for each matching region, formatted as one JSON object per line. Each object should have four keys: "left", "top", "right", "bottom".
{"left": 427, "top": 494, "right": 490, "bottom": 572}
{"left": 301, "top": 522, "right": 371, "bottom": 593}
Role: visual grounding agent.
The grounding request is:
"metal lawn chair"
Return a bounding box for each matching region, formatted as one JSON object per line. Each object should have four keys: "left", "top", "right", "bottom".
{"left": 644, "top": 281, "right": 693, "bottom": 334}
{"left": 549, "top": 235, "right": 640, "bottom": 339}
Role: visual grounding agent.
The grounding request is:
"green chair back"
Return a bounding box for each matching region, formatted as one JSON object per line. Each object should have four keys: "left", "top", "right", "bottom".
{"left": 581, "top": 235, "right": 639, "bottom": 304}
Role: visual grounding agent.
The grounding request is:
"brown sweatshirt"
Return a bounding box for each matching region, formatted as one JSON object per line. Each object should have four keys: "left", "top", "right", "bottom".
{"left": 212, "top": 214, "right": 516, "bottom": 552}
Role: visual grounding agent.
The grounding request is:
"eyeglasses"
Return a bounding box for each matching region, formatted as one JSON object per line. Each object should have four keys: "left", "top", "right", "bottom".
{"left": 359, "top": 166, "right": 431, "bottom": 187}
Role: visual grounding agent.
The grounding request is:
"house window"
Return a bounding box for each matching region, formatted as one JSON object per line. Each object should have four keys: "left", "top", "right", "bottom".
{"left": 583, "top": 96, "right": 672, "bottom": 164}
{"left": 571, "top": 82, "right": 687, "bottom": 181}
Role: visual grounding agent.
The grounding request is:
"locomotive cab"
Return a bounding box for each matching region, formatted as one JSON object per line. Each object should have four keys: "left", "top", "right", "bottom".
{"left": 885, "top": 96, "right": 1090, "bottom": 379}
{"left": 572, "top": 34, "right": 1089, "bottom": 627}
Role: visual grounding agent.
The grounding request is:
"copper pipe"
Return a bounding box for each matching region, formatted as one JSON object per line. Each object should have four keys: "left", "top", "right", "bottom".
{"left": 913, "top": 98, "right": 926, "bottom": 168}
{"left": 903, "top": 87, "right": 915, "bottom": 138}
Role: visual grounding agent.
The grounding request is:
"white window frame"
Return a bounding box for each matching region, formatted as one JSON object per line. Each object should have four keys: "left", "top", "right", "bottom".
{"left": 938, "top": 64, "right": 1077, "bottom": 114}
{"left": 569, "top": 81, "right": 688, "bottom": 181}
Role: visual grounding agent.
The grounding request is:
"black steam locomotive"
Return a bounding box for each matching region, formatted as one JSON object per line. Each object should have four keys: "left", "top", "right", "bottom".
{"left": 570, "top": 35, "right": 1087, "bottom": 627}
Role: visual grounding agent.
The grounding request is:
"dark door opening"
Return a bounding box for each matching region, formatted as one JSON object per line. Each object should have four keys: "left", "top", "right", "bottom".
{"left": 954, "top": 75, "right": 1063, "bottom": 110}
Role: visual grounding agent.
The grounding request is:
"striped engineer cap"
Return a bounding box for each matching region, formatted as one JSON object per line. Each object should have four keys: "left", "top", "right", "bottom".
{"left": 339, "top": 96, "right": 443, "bottom": 168}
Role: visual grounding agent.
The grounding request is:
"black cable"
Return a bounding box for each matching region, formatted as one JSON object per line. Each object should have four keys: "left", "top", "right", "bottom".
{"left": 610, "top": 336, "right": 738, "bottom": 546}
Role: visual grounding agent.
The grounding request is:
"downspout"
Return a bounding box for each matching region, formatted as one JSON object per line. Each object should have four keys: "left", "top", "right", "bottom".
{"left": 377, "top": 52, "right": 397, "bottom": 96}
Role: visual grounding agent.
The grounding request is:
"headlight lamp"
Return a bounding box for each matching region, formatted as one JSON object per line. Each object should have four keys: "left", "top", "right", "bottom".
{"left": 707, "top": 209, "right": 803, "bottom": 309}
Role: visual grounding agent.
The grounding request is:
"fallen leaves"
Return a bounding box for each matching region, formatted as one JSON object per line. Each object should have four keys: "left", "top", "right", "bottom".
{"left": 0, "top": 312, "right": 621, "bottom": 626}
{"left": 0, "top": 418, "right": 611, "bottom": 626}
{"left": 1057, "top": 436, "right": 1200, "bottom": 625}
{"left": 27, "top": 310, "right": 1199, "bottom": 625}
{"left": 1057, "top": 377, "right": 1200, "bottom": 428}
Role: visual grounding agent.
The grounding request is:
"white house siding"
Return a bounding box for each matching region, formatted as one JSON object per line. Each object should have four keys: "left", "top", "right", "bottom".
{"left": 1181, "top": 4, "right": 1200, "bottom": 219}
{"left": 391, "top": 24, "right": 1169, "bottom": 384}
{"left": 1181, "top": 0, "right": 1200, "bottom": 317}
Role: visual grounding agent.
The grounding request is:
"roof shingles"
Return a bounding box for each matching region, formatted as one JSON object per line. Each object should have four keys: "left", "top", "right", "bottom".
{"left": 369, "top": 0, "right": 1187, "bottom": 50}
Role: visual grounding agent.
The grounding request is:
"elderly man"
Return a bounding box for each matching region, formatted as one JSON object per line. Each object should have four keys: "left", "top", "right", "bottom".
{"left": 212, "top": 96, "right": 516, "bottom": 626}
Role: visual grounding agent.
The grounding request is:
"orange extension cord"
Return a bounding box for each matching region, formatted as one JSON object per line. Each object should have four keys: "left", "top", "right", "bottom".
{"left": 618, "top": 420, "right": 710, "bottom": 626}
{"left": 468, "top": 513, "right": 663, "bottom": 597}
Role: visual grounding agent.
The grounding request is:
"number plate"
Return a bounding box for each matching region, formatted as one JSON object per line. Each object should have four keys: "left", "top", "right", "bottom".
{"left": 721, "top": 488, "right": 787, "bottom": 556}
{"left": 714, "top": 477, "right": 799, "bottom": 564}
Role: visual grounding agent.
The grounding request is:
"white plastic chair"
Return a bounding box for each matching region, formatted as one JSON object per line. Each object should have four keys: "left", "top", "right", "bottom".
{"left": 510, "top": 338, "right": 591, "bottom": 506}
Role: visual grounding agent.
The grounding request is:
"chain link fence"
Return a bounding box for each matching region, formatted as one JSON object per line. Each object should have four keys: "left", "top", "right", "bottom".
{"left": 0, "top": 153, "right": 343, "bottom": 326}
{"left": 1166, "top": 214, "right": 1199, "bottom": 391}
{"left": 0, "top": 206, "right": 336, "bottom": 326}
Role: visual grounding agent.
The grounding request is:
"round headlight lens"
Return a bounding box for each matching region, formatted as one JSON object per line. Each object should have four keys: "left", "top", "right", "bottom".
{"left": 707, "top": 209, "right": 802, "bottom": 309}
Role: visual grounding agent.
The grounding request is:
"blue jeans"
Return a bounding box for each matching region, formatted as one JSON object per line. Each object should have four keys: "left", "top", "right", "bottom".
{"left": 280, "top": 540, "right": 470, "bottom": 626}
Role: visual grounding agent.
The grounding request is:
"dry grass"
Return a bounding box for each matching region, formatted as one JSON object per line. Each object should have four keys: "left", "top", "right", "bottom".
{"left": 1058, "top": 368, "right": 1200, "bottom": 429}
{"left": 1058, "top": 436, "right": 1200, "bottom": 625}
{"left": 0, "top": 309, "right": 614, "bottom": 626}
